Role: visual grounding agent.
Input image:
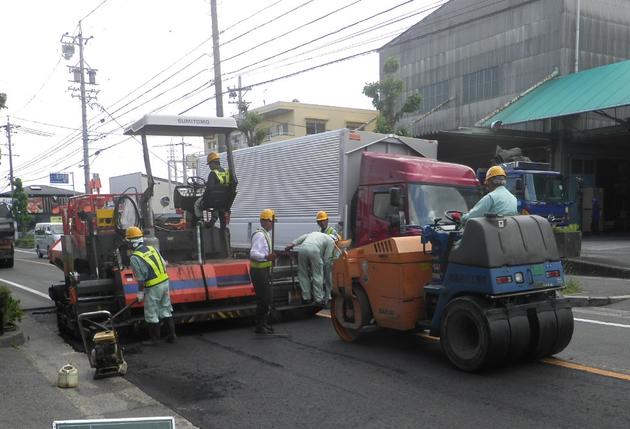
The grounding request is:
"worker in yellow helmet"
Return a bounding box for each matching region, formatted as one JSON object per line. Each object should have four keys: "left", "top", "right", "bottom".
{"left": 315, "top": 211, "right": 341, "bottom": 241}
{"left": 125, "top": 226, "right": 176, "bottom": 345}
{"left": 456, "top": 165, "right": 518, "bottom": 225}
{"left": 249, "top": 209, "right": 276, "bottom": 334}
{"left": 194, "top": 151, "right": 232, "bottom": 227}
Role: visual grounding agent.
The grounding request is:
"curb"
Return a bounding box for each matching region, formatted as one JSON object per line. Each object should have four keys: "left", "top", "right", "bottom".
{"left": 563, "top": 259, "right": 630, "bottom": 279}
{"left": 565, "top": 295, "right": 630, "bottom": 307}
{"left": 0, "top": 325, "right": 25, "bottom": 348}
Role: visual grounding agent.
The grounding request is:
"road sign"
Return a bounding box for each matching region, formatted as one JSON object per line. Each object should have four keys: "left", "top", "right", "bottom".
{"left": 50, "top": 173, "right": 69, "bottom": 184}
{"left": 52, "top": 416, "right": 175, "bottom": 429}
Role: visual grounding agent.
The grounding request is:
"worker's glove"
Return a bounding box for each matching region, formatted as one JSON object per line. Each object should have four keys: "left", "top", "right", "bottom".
{"left": 266, "top": 253, "right": 277, "bottom": 262}
{"left": 137, "top": 291, "right": 144, "bottom": 303}
{"left": 450, "top": 212, "right": 462, "bottom": 222}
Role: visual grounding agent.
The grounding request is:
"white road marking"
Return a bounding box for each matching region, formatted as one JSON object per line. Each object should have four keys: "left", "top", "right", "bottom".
{"left": 16, "top": 258, "right": 58, "bottom": 268}
{"left": 575, "top": 317, "right": 630, "bottom": 329}
{"left": 0, "top": 278, "right": 51, "bottom": 300}
{"left": 15, "top": 249, "right": 36, "bottom": 254}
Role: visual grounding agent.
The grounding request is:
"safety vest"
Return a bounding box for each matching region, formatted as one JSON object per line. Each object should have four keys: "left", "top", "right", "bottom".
{"left": 250, "top": 228, "right": 272, "bottom": 269}
{"left": 212, "top": 168, "right": 231, "bottom": 185}
{"left": 323, "top": 226, "right": 341, "bottom": 240}
{"left": 132, "top": 245, "right": 169, "bottom": 287}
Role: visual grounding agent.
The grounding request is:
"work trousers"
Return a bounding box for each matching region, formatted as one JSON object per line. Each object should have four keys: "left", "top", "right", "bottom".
{"left": 297, "top": 244, "right": 324, "bottom": 303}
{"left": 144, "top": 280, "right": 173, "bottom": 324}
{"left": 251, "top": 266, "right": 271, "bottom": 327}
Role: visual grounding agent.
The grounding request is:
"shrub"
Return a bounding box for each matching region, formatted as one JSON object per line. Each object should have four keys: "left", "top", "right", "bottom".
{"left": 0, "top": 285, "right": 24, "bottom": 327}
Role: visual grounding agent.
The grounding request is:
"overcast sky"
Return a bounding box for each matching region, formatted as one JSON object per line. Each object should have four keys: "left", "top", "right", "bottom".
{"left": 0, "top": 0, "right": 445, "bottom": 194}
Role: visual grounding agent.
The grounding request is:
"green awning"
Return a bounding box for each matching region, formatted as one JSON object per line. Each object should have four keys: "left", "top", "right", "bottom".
{"left": 482, "top": 60, "right": 630, "bottom": 126}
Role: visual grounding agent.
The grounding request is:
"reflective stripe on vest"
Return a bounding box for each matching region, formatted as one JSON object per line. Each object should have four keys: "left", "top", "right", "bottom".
{"left": 132, "top": 245, "right": 169, "bottom": 287}
{"left": 212, "top": 169, "right": 231, "bottom": 185}
{"left": 250, "top": 229, "right": 272, "bottom": 269}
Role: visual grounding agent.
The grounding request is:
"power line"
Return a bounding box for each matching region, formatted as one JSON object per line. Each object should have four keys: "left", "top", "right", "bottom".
{"left": 221, "top": 0, "right": 315, "bottom": 47}
{"left": 223, "top": 0, "right": 365, "bottom": 63}
{"left": 10, "top": 116, "right": 81, "bottom": 131}
{"left": 80, "top": 0, "right": 111, "bottom": 21}
{"left": 12, "top": 57, "right": 62, "bottom": 114}
{"left": 219, "top": 0, "right": 286, "bottom": 35}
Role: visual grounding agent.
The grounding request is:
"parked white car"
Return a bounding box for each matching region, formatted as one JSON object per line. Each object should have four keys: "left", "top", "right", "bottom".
{"left": 34, "top": 222, "right": 63, "bottom": 258}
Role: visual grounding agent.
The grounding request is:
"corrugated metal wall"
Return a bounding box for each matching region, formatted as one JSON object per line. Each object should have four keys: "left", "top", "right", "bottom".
{"left": 380, "top": 0, "right": 630, "bottom": 135}
{"left": 199, "top": 130, "right": 343, "bottom": 219}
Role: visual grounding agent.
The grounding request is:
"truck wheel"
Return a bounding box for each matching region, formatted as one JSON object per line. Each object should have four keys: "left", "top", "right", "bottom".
{"left": 440, "top": 296, "right": 509, "bottom": 371}
{"left": 331, "top": 286, "right": 372, "bottom": 342}
{"left": 6, "top": 258, "right": 13, "bottom": 268}
{"left": 549, "top": 306, "right": 574, "bottom": 356}
{"left": 37, "top": 246, "right": 43, "bottom": 258}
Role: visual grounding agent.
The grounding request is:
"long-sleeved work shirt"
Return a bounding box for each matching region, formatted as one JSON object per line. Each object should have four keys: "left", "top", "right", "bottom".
{"left": 293, "top": 232, "right": 336, "bottom": 263}
{"left": 461, "top": 185, "right": 518, "bottom": 225}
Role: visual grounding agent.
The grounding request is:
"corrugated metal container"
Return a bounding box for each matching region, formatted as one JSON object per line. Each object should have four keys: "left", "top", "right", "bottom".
{"left": 197, "top": 129, "right": 437, "bottom": 250}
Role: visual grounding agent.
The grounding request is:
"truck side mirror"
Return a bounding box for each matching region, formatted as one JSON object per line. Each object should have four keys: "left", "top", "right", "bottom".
{"left": 390, "top": 187, "right": 402, "bottom": 207}
{"left": 515, "top": 179, "right": 524, "bottom": 192}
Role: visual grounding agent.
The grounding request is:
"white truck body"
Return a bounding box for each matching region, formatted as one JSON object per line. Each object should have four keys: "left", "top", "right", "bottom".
{"left": 197, "top": 129, "right": 437, "bottom": 251}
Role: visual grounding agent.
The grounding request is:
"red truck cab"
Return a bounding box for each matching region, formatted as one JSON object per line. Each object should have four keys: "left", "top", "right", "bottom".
{"left": 354, "top": 152, "right": 482, "bottom": 246}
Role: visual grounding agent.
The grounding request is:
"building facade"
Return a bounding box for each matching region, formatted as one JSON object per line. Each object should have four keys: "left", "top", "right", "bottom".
{"left": 380, "top": 0, "right": 630, "bottom": 231}
{"left": 227, "top": 101, "right": 377, "bottom": 148}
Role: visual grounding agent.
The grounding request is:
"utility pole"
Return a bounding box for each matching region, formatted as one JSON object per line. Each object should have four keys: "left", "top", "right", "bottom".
{"left": 574, "top": 0, "right": 581, "bottom": 73}
{"left": 4, "top": 117, "right": 14, "bottom": 194}
{"left": 61, "top": 22, "right": 99, "bottom": 194}
{"left": 228, "top": 75, "right": 251, "bottom": 119}
{"left": 210, "top": 0, "right": 224, "bottom": 118}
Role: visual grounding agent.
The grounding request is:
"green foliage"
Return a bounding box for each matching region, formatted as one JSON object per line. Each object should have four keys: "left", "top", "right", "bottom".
{"left": 15, "top": 234, "right": 34, "bottom": 249}
{"left": 563, "top": 277, "right": 583, "bottom": 295}
{"left": 363, "top": 57, "right": 422, "bottom": 135}
{"left": 0, "top": 93, "right": 6, "bottom": 110}
{"left": 237, "top": 111, "right": 268, "bottom": 147}
{"left": 0, "top": 285, "right": 24, "bottom": 326}
{"left": 11, "top": 178, "right": 32, "bottom": 232}
{"left": 553, "top": 223, "right": 580, "bottom": 233}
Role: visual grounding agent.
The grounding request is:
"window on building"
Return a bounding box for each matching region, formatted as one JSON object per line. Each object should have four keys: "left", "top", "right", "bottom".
{"left": 305, "top": 119, "right": 327, "bottom": 135}
{"left": 419, "top": 80, "right": 449, "bottom": 113}
{"left": 275, "top": 122, "right": 289, "bottom": 136}
{"left": 463, "top": 67, "right": 498, "bottom": 103}
{"left": 345, "top": 121, "right": 364, "bottom": 130}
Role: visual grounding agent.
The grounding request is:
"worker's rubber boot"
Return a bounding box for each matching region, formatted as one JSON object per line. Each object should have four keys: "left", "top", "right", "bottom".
{"left": 142, "top": 323, "right": 161, "bottom": 346}
{"left": 165, "top": 317, "right": 177, "bottom": 343}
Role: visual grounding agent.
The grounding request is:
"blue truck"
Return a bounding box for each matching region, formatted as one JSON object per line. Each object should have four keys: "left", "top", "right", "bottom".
{"left": 478, "top": 161, "right": 570, "bottom": 225}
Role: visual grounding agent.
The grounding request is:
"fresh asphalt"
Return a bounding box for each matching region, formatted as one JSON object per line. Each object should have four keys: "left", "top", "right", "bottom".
{"left": 1, "top": 247, "right": 629, "bottom": 428}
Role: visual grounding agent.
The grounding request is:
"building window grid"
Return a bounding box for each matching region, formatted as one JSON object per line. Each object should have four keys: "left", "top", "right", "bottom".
{"left": 305, "top": 119, "right": 327, "bottom": 135}
{"left": 463, "top": 67, "right": 498, "bottom": 103}
{"left": 419, "top": 80, "right": 449, "bottom": 113}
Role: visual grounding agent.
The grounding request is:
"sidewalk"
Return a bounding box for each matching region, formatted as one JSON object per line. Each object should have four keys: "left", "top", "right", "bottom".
{"left": 564, "top": 275, "right": 630, "bottom": 307}
{"left": 564, "top": 233, "right": 630, "bottom": 279}
{"left": 0, "top": 314, "right": 198, "bottom": 429}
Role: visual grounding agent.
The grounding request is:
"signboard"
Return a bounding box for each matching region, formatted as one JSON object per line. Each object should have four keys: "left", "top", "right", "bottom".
{"left": 52, "top": 416, "right": 175, "bottom": 429}
{"left": 50, "top": 172, "right": 69, "bottom": 184}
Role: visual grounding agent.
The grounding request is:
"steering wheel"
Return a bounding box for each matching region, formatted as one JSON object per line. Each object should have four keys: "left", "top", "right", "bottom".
{"left": 444, "top": 210, "right": 463, "bottom": 223}
{"left": 186, "top": 176, "right": 206, "bottom": 188}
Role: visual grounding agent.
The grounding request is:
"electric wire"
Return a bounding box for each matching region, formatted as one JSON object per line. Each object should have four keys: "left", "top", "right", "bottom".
{"left": 219, "top": 0, "right": 286, "bottom": 35}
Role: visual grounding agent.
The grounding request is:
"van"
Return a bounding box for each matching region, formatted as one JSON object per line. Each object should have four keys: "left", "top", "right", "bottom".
{"left": 34, "top": 222, "right": 63, "bottom": 258}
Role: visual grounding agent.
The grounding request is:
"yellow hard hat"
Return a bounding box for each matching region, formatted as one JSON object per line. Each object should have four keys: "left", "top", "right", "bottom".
{"left": 316, "top": 211, "right": 328, "bottom": 221}
{"left": 485, "top": 165, "right": 506, "bottom": 184}
{"left": 125, "top": 226, "right": 143, "bottom": 240}
{"left": 207, "top": 152, "right": 220, "bottom": 163}
{"left": 260, "top": 208, "right": 275, "bottom": 221}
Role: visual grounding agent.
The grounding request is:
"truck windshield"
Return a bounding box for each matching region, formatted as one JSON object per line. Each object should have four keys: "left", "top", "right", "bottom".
{"left": 408, "top": 184, "right": 482, "bottom": 226}
{"left": 51, "top": 224, "right": 64, "bottom": 234}
{"left": 527, "top": 174, "right": 565, "bottom": 202}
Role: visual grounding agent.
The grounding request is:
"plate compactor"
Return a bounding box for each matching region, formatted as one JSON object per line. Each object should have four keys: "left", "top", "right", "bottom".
{"left": 77, "top": 307, "right": 132, "bottom": 379}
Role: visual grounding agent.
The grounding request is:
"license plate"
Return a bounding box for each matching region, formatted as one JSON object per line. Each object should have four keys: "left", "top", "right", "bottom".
{"left": 531, "top": 264, "right": 545, "bottom": 276}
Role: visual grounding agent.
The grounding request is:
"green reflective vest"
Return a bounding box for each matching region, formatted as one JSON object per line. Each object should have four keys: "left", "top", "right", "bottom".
{"left": 132, "top": 245, "right": 169, "bottom": 287}
{"left": 250, "top": 228, "right": 272, "bottom": 269}
{"left": 212, "top": 169, "right": 231, "bottom": 185}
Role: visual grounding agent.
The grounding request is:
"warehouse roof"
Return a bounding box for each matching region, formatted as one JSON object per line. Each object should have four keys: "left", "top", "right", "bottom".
{"left": 481, "top": 60, "right": 630, "bottom": 126}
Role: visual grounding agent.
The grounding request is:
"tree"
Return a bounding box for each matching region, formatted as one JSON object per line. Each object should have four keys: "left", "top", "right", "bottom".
{"left": 363, "top": 57, "right": 422, "bottom": 135}
{"left": 11, "top": 178, "right": 32, "bottom": 232}
{"left": 0, "top": 93, "right": 6, "bottom": 110}
{"left": 237, "top": 110, "right": 268, "bottom": 147}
